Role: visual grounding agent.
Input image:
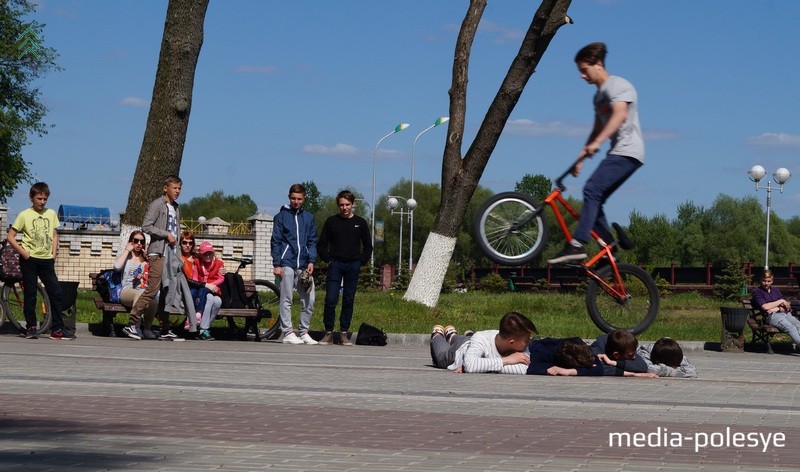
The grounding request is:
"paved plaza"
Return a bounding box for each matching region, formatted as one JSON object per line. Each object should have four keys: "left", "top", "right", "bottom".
{"left": 1, "top": 326, "right": 799, "bottom": 471}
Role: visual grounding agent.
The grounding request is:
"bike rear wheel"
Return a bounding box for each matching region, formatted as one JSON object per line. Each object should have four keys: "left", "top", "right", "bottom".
{"left": 251, "top": 279, "right": 282, "bottom": 340}
{"left": 585, "top": 263, "right": 659, "bottom": 335}
{"left": 223, "top": 279, "right": 281, "bottom": 340}
{"left": 474, "top": 192, "right": 549, "bottom": 266}
{"left": 1, "top": 281, "right": 52, "bottom": 334}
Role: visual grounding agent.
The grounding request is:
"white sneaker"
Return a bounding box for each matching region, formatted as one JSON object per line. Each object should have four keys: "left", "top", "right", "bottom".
{"left": 299, "top": 333, "right": 318, "bottom": 345}
{"left": 282, "top": 332, "right": 303, "bottom": 344}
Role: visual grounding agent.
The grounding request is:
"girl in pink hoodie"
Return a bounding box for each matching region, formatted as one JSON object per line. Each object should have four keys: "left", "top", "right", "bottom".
{"left": 196, "top": 241, "right": 224, "bottom": 340}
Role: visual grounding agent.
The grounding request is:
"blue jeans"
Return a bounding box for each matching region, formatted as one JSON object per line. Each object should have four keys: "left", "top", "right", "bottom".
{"left": 573, "top": 154, "right": 642, "bottom": 244}
{"left": 768, "top": 311, "right": 800, "bottom": 345}
{"left": 323, "top": 260, "right": 361, "bottom": 332}
{"left": 20, "top": 256, "right": 64, "bottom": 332}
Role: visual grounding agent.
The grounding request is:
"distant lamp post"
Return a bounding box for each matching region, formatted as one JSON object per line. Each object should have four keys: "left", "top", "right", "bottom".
{"left": 748, "top": 165, "right": 791, "bottom": 269}
{"left": 387, "top": 195, "right": 417, "bottom": 272}
{"left": 198, "top": 215, "right": 207, "bottom": 234}
{"left": 371, "top": 123, "right": 410, "bottom": 267}
{"left": 409, "top": 116, "right": 448, "bottom": 271}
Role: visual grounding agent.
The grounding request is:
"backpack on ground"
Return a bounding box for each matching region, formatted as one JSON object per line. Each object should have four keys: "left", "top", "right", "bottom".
{"left": 221, "top": 272, "right": 249, "bottom": 308}
{"left": 0, "top": 241, "right": 23, "bottom": 284}
{"left": 355, "top": 322, "right": 388, "bottom": 346}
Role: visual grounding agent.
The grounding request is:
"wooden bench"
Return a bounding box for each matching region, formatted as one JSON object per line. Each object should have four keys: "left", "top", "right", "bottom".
{"left": 741, "top": 297, "right": 783, "bottom": 354}
{"left": 89, "top": 272, "right": 266, "bottom": 341}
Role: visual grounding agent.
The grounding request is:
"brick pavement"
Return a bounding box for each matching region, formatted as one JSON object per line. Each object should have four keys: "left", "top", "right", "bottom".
{"left": 1, "top": 326, "right": 799, "bottom": 471}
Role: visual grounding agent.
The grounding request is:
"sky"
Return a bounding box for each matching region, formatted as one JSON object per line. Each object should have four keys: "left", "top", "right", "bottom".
{"left": 4, "top": 0, "right": 800, "bottom": 230}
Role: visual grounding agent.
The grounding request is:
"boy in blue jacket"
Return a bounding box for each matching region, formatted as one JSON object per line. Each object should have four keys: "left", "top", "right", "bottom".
{"left": 271, "top": 183, "right": 318, "bottom": 345}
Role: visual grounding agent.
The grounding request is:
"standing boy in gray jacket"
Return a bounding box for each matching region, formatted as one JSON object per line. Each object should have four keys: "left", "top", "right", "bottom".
{"left": 271, "top": 183, "right": 318, "bottom": 345}
{"left": 123, "top": 175, "right": 182, "bottom": 341}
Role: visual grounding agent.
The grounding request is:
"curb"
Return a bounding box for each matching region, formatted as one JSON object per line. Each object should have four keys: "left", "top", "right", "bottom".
{"left": 71, "top": 323, "right": 710, "bottom": 352}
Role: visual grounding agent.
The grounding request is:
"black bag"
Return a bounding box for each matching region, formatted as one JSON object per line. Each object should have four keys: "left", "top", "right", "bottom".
{"left": 0, "top": 241, "right": 22, "bottom": 283}
{"left": 355, "top": 322, "right": 388, "bottom": 346}
{"left": 221, "top": 272, "right": 249, "bottom": 308}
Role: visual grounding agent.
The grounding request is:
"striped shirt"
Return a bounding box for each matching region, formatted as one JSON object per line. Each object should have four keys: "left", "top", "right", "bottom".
{"left": 448, "top": 330, "right": 528, "bottom": 375}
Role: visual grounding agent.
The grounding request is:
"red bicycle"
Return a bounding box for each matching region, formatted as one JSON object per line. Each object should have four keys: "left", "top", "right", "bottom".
{"left": 474, "top": 160, "right": 659, "bottom": 334}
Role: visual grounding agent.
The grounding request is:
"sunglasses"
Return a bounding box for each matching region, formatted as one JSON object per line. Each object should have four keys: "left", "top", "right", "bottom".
{"left": 180, "top": 241, "right": 194, "bottom": 246}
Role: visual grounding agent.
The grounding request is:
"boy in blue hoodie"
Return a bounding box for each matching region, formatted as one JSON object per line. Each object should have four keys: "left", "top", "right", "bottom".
{"left": 271, "top": 183, "right": 318, "bottom": 345}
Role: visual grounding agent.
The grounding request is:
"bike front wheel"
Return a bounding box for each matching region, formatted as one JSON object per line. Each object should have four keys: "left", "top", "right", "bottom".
{"left": 473, "top": 192, "right": 549, "bottom": 266}
{"left": 1, "top": 281, "right": 52, "bottom": 334}
{"left": 585, "top": 263, "right": 659, "bottom": 335}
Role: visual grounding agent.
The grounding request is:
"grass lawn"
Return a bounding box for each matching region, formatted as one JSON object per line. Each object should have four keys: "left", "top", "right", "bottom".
{"left": 72, "top": 288, "right": 734, "bottom": 341}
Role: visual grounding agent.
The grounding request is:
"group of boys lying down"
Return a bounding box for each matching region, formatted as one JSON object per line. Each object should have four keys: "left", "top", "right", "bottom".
{"left": 429, "top": 311, "right": 697, "bottom": 378}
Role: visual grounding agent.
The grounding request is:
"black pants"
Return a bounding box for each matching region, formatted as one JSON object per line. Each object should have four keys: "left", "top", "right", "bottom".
{"left": 20, "top": 256, "right": 64, "bottom": 332}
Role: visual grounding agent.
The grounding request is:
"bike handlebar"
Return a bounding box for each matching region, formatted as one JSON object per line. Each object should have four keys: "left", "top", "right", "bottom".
{"left": 553, "top": 157, "right": 584, "bottom": 191}
{"left": 225, "top": 256, "right": 253, "bottom": 267}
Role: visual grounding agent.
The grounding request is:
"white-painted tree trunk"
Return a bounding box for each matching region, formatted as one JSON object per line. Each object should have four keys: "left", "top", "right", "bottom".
{"left": 118, "top": 223, "right": 137, "bottom": 252}
{"left": 404, "top": 232, "right": 457, "bottom": 307}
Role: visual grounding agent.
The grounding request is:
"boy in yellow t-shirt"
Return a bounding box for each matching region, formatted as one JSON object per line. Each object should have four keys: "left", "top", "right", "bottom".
{"left": 6, "top": 182, "right": 71, "bottom": 340}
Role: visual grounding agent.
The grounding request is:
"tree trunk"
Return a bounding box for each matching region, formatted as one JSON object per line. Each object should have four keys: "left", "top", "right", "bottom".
{"left": 121, "top": 0, "right": 209, "bottom": 226}
{"left": 405, "top": 0, "right": 573, "bottom": 307}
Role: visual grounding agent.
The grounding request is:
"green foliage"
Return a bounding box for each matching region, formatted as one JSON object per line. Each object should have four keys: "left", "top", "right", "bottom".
{"left": 479, "top": 272, "right": 507, "bottom": 293}
{"left": 514, "top": 174, "right": 552, "bottom": 202}
{"left": 0, "top": 0, "right": 61, "bottom": 202}
{"left": 358, "top": 264, "right": 379, "bottom": 292}
{"left": 391, "top": 266, "right": 410, "bottom": 291}
{"left": 653, "top": 274, "right": 672, "bottom": 298}
{"left": 622, "top": 195, "right": 800, "bottom": 268}
{"left": 179, "top": 190, "right": 258, "bottom": 222}
{"left": 441, "top": 262, "right": 459, "bottom": 293}
{"left": 300, "top": 180, "right": 323, "bottom": 216}
{"left": 713, "top": 260, "right": 751, "bottom": 301}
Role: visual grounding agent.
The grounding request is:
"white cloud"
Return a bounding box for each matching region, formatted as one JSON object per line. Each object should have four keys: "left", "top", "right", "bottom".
{"left": 118, "top": 96, "right": 149, "bottom": 107}
{"left": 478, "top": 20, "right": 524, "bottom": 44}
{"left": 504, "top": 118, "right": 587, "bottom": 138}
{"left": 302, "top": 143, "right": 358, "bottom": 155}
{"left": 235, "top": 65, "right": 278, "bottom": 75}
{"left": 746, "top": 133, "right": 800, "bottom": 150}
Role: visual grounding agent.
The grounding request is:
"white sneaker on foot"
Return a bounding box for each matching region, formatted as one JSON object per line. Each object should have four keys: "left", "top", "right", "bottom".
{"left": 282, "top": 332, "right": 303, "bottom": 344}
{"left": 299, "top": 333, "right": 318, "bottom": 345}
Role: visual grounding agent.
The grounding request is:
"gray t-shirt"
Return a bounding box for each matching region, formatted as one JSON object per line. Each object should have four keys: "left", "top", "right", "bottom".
{"left": 594, "top": 75, "right": 644, "bottom": 162}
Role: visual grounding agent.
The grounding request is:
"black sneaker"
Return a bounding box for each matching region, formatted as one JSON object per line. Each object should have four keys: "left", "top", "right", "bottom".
{"left": 159, "top": 330, "right": 182, "bottom": 341}
{"left": 122, "top": 325, "right": 142, "bottom": 340}
{"left": 24, "top": 326, "right": 38, "bottom": 339}
{"left": 547, "top": 243, "right": 587, "bottom": 264}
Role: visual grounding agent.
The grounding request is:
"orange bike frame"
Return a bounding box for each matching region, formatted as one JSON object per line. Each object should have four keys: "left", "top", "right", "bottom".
{"left": 542, "top": 187, "right": 629, "bottom": 300}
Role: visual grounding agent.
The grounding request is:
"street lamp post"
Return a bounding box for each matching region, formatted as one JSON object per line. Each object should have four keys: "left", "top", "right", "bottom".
{"left": 748, "top": 165, "right": 791, "bottom": 269}
{"left": 408, "top": 117, "right": 448, "bottom": 272}
{"left": 387, "top": 196, "right": 417, "bottom": 272}
{"left": 371, "top": 123, "right": 410, "bottom": 267}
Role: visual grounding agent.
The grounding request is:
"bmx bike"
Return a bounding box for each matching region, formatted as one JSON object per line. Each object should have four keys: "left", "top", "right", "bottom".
{"left": 473, "top": 160, "right": 659, "bottom": 334}
{"left": 0, "top": 279, "right": 52, "bottom": 335}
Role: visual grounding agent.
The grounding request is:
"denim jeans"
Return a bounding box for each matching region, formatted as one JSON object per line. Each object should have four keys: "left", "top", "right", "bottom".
{"left": 20, "top": 256, "right": 64, "bottom": 332}
{"left": 768, "top": 311, "right": 800, "bottom": 345}
{"left": 323, "top": 260, "right": 361, "bottom": 332}
{"left": 573, "top": 154, "right": 642, "bottom": 244}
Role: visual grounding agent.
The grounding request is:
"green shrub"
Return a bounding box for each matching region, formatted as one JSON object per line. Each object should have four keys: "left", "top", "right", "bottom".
{"left": 479, "top": 272, "right": 507, "bottom": 293}
{"left": 358, "top": 264, "right": 380, "bottom": 292}
{"left": 713, "top": 261, "right": 751, "bottom": 301}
